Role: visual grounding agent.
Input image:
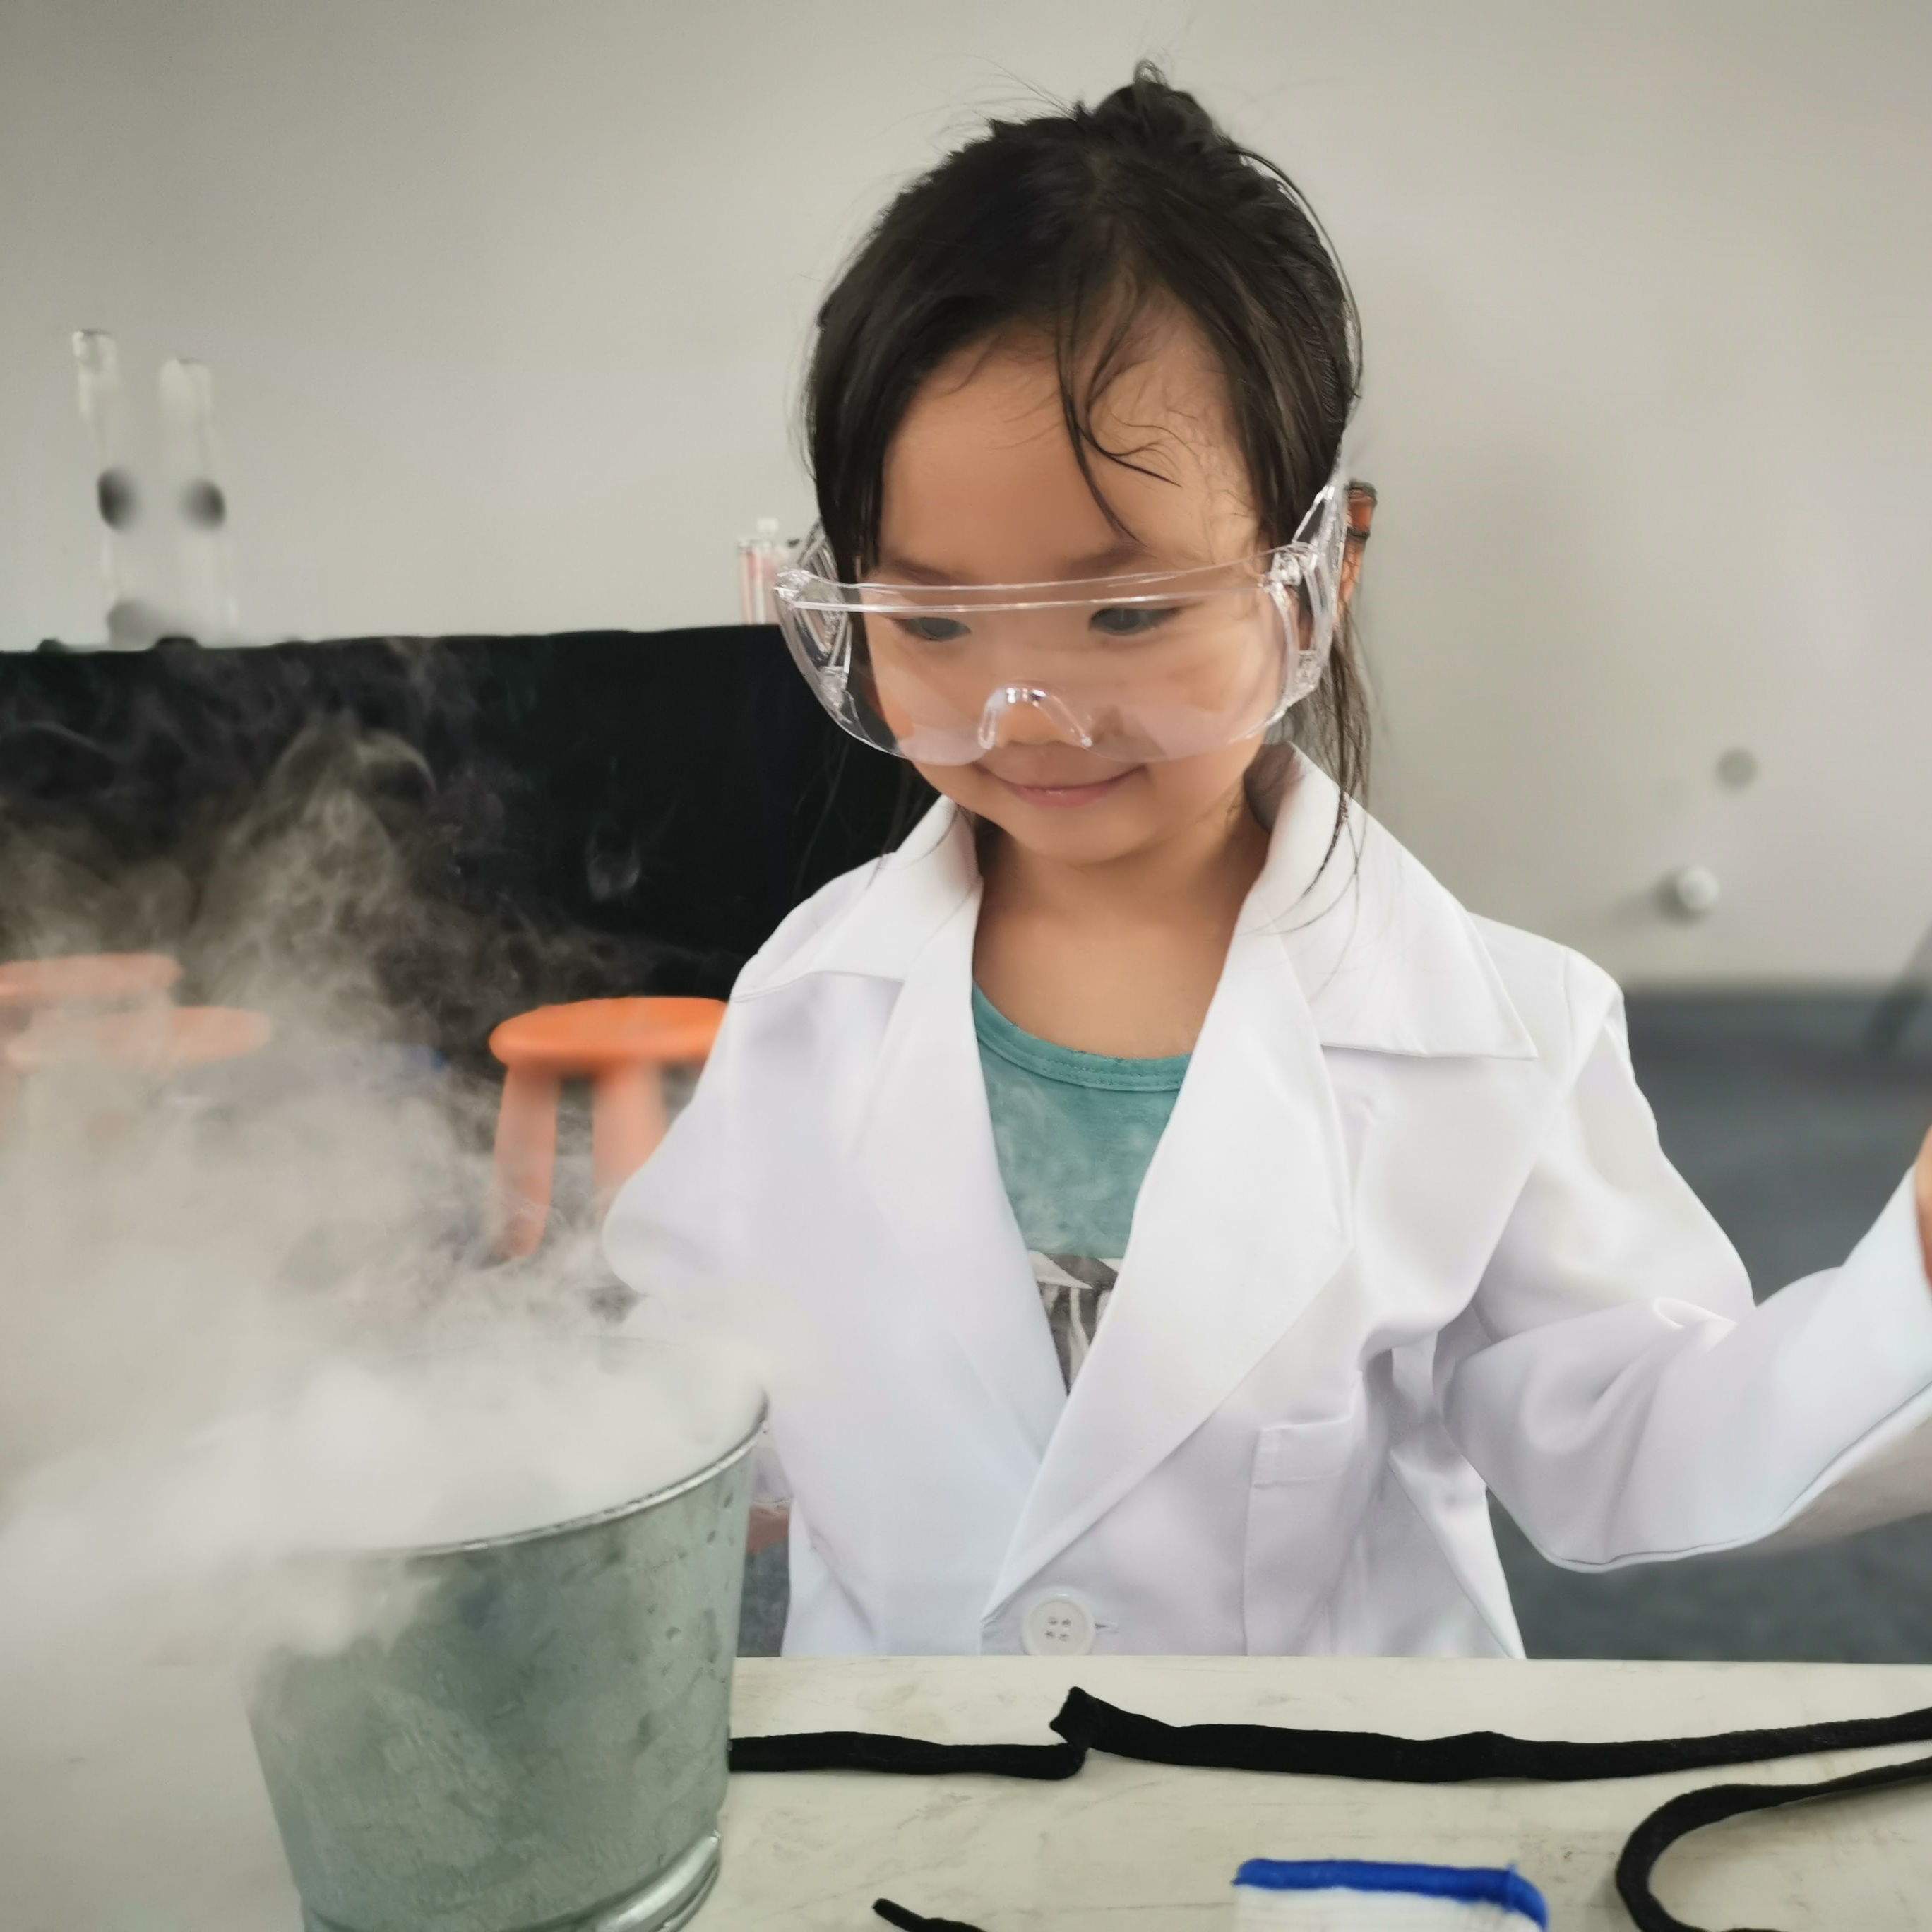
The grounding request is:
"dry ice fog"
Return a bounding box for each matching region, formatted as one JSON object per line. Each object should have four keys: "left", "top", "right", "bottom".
{"left": 0, "top": 721, "right": 765, "bottom": 1743}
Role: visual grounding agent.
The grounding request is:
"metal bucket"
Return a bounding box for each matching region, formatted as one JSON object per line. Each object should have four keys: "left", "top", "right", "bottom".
{"left": 244, "top": 1344, "right": 759, "bottom": 1932}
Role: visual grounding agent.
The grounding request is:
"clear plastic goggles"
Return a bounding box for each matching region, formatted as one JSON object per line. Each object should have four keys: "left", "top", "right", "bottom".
{"left": 775, "top": 463, "right": 1350, "bottom": 767}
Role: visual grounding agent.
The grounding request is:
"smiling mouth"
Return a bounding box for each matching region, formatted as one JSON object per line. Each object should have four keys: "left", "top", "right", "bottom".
{"left": 987, "top": 770, "right": 1136, "bottom": 809}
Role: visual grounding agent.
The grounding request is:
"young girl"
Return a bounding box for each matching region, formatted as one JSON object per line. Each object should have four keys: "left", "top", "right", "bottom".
{"left": 606, "top": 68, "right": 1932, "bottom": 1659}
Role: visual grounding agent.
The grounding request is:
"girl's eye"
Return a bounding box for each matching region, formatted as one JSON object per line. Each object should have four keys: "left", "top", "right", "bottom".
{"left": 893, "top": 616, "right": 970, "bottom": 644}
{"left": 1090, "top": 604, "right": 1175, "bottom": 638}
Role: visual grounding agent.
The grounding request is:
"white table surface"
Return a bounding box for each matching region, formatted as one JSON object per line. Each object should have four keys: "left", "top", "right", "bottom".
{"left": 6, "top": 1652, "right": 1931, "bottom": 1930}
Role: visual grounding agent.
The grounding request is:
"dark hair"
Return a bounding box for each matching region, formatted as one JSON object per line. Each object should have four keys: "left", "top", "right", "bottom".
{"left": 805, "top": 63, "right": 1370, "bottom": 830}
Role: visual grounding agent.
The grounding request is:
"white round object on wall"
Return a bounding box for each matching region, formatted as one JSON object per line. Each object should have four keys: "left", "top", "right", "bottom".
{"left": 1660, "top": 864, "right": 1723, "bottom": 920}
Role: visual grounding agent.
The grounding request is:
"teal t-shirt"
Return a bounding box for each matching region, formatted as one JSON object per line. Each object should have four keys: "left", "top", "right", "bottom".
{"left": 972, "top": 985, "right": 1190, "bottom": 1385}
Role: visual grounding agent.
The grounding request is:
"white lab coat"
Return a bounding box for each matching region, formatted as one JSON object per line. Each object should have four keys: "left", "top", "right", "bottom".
{"left": 603, "top": 757, "right": 1932, "bottom": 1657}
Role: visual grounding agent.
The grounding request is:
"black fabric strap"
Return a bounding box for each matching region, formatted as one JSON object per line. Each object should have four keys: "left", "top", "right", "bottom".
{"left": 731, "top": 1684, "right": 1932, "bottom": 1784}
{"left": 1614, "top": 1747, "right": 1932, "bottom": 1932}
{"left": 729, "top": 1687, "right": 1932, "bottom": 1932}
{"left": 729, "top": 1729, "right": 1085, "bottom": 1779}
{"left": 1050, "top": 1685, "right": 1932, "bottom": 1782}
{"left": 873, "top": 1899, "right": 989, "bottom": 1931}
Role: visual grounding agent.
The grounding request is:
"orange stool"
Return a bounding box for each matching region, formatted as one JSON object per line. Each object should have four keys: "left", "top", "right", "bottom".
{"left": 7, "top": 1004, "right": 273, "bottom": 1076}
{"left": 0, "top": 952, "right": 181, "bottom": 1032}
{"left": 0, "top": 953, "right": 189, "bottom": 1122}
{"left": 488, "top": 996, "right": 726, "bottom": 1258}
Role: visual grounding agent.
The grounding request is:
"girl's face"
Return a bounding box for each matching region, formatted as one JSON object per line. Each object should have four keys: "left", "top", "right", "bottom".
{"left": 876, "top": 314, "right": 1270, "bottom": 867}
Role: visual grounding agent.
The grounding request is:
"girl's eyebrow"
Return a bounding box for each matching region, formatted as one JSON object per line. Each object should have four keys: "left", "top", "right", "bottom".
{"left": 873, "top": 537, "right": 1152, "bottom": 583}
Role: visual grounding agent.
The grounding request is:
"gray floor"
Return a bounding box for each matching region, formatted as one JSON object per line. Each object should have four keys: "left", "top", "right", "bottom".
{"left": 739, "top": 992, "right": 1932, "bottom": 1660}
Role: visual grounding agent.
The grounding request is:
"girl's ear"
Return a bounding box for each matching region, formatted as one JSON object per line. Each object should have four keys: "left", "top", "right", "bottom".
{"left": 1340, "top": 481, "right": 1376, "bottom": 607}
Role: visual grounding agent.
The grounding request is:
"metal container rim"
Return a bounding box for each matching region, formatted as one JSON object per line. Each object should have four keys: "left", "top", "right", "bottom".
{"left": 388, "top": 1395, "right": 768, "bottom": 1561}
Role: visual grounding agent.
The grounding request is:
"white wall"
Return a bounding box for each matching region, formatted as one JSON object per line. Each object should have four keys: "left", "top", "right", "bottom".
{"left": 3, "top": 0, "right": 1929, "bottom": 985}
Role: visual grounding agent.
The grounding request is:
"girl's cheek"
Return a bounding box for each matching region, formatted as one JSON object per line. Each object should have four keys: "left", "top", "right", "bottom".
{"left": 1142, "top": 741, "right": 1269, "bottom": 820}
{"left": 909, "top": 761, "right": 994, "bottom": 819}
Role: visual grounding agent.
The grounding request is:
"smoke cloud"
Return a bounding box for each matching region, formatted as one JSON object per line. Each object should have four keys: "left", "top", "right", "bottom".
{"left": 0, "top": 719, "right": 762, "bottom": 1900}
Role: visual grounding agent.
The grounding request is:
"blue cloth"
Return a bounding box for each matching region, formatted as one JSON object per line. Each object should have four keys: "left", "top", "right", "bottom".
{"left": 972, "top": 985, "right": 1188, "bottom": 1261}
{"left": 1233, "top": 1861, "right": 1547, "bottom": 1928}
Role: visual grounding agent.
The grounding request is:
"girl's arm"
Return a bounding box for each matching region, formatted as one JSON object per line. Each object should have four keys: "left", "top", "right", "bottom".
{"left": 1436, "top": 984, "right": 1932, "bottom": 1570}
{"left": 747, "top": 1505, "right": 792, "bottom": 1554}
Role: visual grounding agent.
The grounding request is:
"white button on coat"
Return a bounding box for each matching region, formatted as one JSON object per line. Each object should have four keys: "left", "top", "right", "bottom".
{"left": 605, "top": 756, "right": 1932, "bottom": 1658}
{"left": 1022, "top": 1594, "right": 1097, "bottom": 1656}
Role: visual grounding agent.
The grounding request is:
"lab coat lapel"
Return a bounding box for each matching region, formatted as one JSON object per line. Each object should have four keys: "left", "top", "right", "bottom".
{"left": 845, "top": 837, "right": 1068, "bottom": 1463}
{"left": 986, "top": 756, "right": 1538, "bottom": 1611}
{"left": 988, "top": 905, "right": 1353, "bottom": 1607}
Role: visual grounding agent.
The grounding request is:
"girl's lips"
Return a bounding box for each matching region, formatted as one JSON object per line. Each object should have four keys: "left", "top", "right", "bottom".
{"left": 989, "top": 770, "right": 1135, "bottom": 809}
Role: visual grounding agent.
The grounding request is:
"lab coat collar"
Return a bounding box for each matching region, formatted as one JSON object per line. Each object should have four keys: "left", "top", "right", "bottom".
{"left": 751, "top": 755, "right": 1539, "bottom": 1618}
{"left": 1248, "top": 759, "right": 1539, "bottom": 1061}
{"left": 758, "top": 755, "right": 1537, "bottom": 1064}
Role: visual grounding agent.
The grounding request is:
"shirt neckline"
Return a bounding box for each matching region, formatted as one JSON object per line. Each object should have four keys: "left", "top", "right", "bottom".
{"left": 971, "top": 984, "right": 1192, "bottom": 1092}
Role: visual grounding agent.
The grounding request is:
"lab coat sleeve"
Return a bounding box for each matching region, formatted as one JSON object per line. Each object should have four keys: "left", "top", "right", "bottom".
{"left": 602, "top": 1000, "right": 792, "bottom": 1509}
{"left": 602, "top": 1020, "right": 739, "bottom": 1305}
{"left": 601, "top": 854, "right": 876, "bottom": 1306}
{"left": 1436, "top": 968, "right": 1932, "bottom": 1568}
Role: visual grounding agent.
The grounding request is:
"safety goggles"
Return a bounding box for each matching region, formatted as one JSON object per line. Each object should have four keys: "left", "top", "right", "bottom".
{"left": 775, "top": 463, "right": 1351, "bottom": 767}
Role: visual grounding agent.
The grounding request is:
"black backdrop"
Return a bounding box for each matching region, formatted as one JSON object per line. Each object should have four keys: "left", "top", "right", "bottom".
{"left": 0, "top": 626, "right": 924, "bottom": 1053}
